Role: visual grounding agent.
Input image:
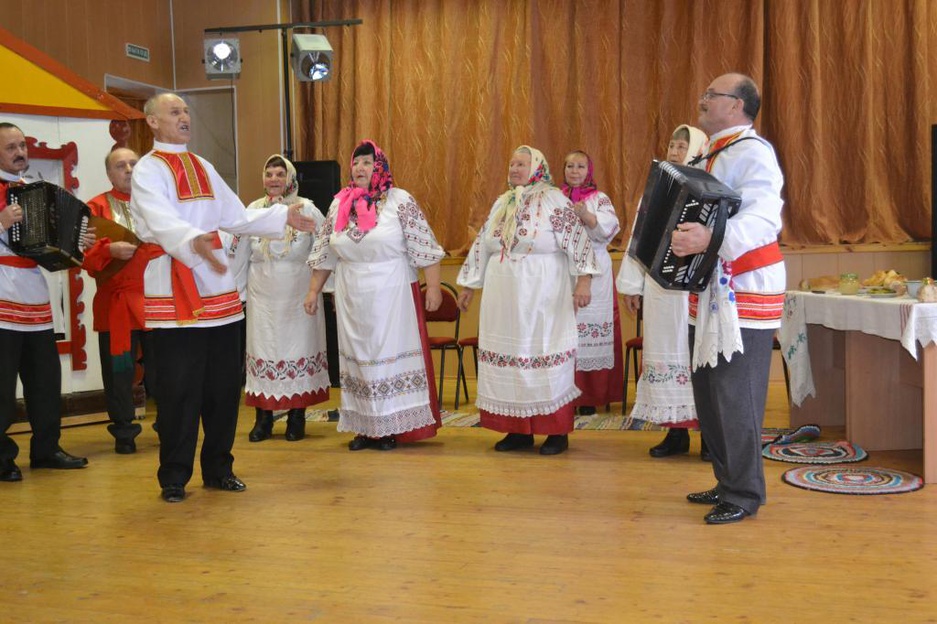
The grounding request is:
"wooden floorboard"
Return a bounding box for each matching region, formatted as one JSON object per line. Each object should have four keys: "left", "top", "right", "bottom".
{"left": 2, "top": 381, "right": 936, "bottom": 623}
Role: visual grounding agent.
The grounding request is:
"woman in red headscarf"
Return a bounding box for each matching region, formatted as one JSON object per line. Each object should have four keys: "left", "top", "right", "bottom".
{"left": 562, "top": 150, "right": 623, "bottom": 415}
{"left": 304, "top": 140, "right": 445, "bottom": 451}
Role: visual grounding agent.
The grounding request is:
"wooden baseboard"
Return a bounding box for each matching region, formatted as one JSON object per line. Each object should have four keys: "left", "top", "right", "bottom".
{"left": 13, "top": 386, "right": 146, "bottom": 424}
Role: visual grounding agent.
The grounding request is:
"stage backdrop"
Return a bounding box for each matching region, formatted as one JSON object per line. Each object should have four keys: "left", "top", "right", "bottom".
{"left": 291, "top": 0, "right": 936, "bottom": 252}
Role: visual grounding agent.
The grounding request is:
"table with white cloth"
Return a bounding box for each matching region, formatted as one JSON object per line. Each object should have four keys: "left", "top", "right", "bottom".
{"left": 779, "top": 290, "right": 937, "bottom": 483}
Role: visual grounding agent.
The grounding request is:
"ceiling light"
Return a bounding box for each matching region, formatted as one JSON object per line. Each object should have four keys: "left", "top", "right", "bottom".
{"left": 204, "top": 37, "right": 241, "bottom": 79}
{"left": 291, "top": 34, "right": 333, "bottom": 82}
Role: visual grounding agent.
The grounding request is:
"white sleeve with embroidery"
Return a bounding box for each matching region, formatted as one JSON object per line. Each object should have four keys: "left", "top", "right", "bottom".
{"left": 548, "top": 192, "right": 599, "bottom": 277}
{"left": 588, "top": 192, "right": 621, "bottom": 244}
{"left": 307, "top": 199, "right": 339, "bottom": 272}
{"left": 395, "top": 192, "right": 445, "bottom": 269}
{"left": 457, "top": 206, "right": 497, "bottom": 290}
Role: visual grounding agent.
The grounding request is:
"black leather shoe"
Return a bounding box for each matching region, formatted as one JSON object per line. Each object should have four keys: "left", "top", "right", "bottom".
{"left": 704, "top": 501, "right": 751, "bottom": 525}
{"left": 539, "top": 434, "right": 569, "bottom": 456}
{"left": 30, "top": 448, "right": 88, "bottom": 470}
{"left": 115, "top": 439, "right": 137, "bottom": 454}
{"left": 285, "top": 409, "right": 306, "bottom": 441}
{"left": 348, "top": 435, "right": 372, "bottom": 451}
{"left": 649, "top": 428, "right": 690, "bottom": 457}
{"left": 161, "top": 484, "right": 186, "bottom": 503}
{"left": 494, "top": 433, "right": 534, "bottom": 452}
{"left": 578, "top": 405, "right": 597, "bottom": 416}
{"left": 687, "top": 488, "right": 720, "bottom": 505}
{"left": 700, "top": 435, "right": 712, "bottom": 462}
{"left": 376, "top": 436, "right": 397, "bottom": 451}
{"left": 204, "top": 474, "right": 247, "bottom": 492}
{"left": 0, "top": 461, "right": 23, "bottom": 482}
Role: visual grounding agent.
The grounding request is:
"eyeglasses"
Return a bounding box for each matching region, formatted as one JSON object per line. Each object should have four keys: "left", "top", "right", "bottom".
{"left": 700, "top": 90, "right": 741, "bottom": 102}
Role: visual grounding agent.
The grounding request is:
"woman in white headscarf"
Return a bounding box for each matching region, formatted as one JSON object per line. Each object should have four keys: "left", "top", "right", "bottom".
{"left": 228, "top": 154, "right": 330, "bottom": 443}
{"left": 457, "top": 146, "right": 598, "bottom": 456}
{"left": 616, "top": 125, "right": 709, "bottom": 459}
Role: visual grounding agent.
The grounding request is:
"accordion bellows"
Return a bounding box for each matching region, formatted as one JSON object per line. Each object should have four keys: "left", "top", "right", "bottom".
{"left": 6, "top": 181, "right": 91, "bottom": 272}
{"left": 628, "top": 161, "right": 740, "bottom": 292}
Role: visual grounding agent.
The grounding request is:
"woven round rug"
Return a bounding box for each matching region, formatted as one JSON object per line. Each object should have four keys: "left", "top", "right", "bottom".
{"left": 782, "top": 466, "right": 923, "bottom": 495}
{"left": 763, "top": 440, "right": 866, "bottom": 464}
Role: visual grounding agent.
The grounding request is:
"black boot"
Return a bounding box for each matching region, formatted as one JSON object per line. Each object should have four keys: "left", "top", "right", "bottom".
{"left": 700, "top": 434, "right": 712, "bottom": 462}
{"left": 248, "top": 409, "right": 274, "bottom": 442}
{"left": 649, "top": 427, "right": 690, "bottom": 457}
{"left": 285, "top": 408, "right": 306, "bottom": 441}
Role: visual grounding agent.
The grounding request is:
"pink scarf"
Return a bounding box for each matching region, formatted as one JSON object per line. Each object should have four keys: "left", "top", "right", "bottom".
{"left": 561, "top": 150, "right": 599, "bottom": 203}
{"left": 334, "top": 139, "right": 394, "bottom": 233}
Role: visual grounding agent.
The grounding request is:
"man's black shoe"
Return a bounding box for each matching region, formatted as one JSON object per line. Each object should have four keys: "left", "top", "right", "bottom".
{"left": 30, "top": 448, "right": 88, "bottom": 470}
{"left": 204, "top": 474, "right": 246, "bottom": 492}
{"left": 161, "top": 484, "right": 186, "bottom": 503}
{"left": 704, "top": 501, "right": 751, "bottom": 525}
{"left": 687, "top": 488, "right": 720, "bottom": 505}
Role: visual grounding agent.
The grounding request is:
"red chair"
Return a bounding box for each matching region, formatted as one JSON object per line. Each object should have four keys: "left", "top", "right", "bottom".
{"left": 420, "top": 282, "right": 469, "bottom": 408}
{"left": 621, "top": 308, "right": 643, "bottom": 414}
{"left": 455, "top": 336, "right": 478, "bottom": 410}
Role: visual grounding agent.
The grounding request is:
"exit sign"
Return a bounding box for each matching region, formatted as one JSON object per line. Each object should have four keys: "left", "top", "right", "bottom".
{"left": 125, "top": 43, "right": 150, "bottom": 62}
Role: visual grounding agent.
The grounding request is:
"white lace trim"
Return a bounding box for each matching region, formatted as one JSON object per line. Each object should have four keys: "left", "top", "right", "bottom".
{"left": 476, "top": 386, "right": 581, "bottom": 417}
{"left": 576, "top": 355, "right": 615, "bottom": 372}
{"left": 628, "top": 403, "right": 698, "bottom": 425}
{"left": 336, "top": 404, "right": 435, "bottom": 437}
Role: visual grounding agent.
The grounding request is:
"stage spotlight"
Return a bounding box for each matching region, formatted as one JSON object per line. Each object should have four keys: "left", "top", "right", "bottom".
{"left": 291, "top": 34, "right": 333, "bottom": 82}
{"left": 204, "top": 37, "right": 241, "bottom": 79}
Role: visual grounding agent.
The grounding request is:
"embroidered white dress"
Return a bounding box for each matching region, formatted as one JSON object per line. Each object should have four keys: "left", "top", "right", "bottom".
{"left": 308, "top": 187, "right": 444, "bottom": 438}
{"left": 229, "top": 198, "right": 330, "bottom": 409}
{"left": 616, "top": 248, "right": 698, "bottom": 426}
{"left": 573, "top": 192, "right": 623, "bottom": 405}
{"left": 458, "top": 188, "right": 598, "bottom": 418}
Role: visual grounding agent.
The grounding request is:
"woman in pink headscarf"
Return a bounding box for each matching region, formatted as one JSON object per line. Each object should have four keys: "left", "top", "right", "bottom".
{"left": 304, "top": 140, "right": 445, "bottom": 451}
{"left": 457, "top": 146, "right": 598, "bottom": 456}
{"left": 562, "top": 150, "right": 623, "bottom": 415}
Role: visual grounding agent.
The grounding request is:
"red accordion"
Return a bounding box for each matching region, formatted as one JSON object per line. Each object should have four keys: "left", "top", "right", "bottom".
{"left": 627, "top": 160, "right": 741, "bottom": 292}
{"left": 6, "top": 181, "right": 91, "bottom": 271}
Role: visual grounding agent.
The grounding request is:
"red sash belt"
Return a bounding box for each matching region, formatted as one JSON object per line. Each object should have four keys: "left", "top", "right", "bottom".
{"left": 140, "top": 231, "right": 223, "bottom": 324}
{"left": 731, "top": 241, "right": 782, "bottom": 277}
{"left": 0, "top": 255, "right": 39, "bottom": 269}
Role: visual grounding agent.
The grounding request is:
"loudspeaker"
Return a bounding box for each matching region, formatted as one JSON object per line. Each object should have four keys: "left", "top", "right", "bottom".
{"left": 294, "top": 160, "right": 342, "bottom": 218}
{"left": 294, "top": 159, "right": 342, "bottom": 387}
{"left": 932, "top": 125, "right": 937, "bottom": 279}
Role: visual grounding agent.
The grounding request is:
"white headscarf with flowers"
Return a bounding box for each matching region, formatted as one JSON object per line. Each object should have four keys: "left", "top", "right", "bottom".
{"left": 490, "top": 145, "right": 553, "bottom": 256}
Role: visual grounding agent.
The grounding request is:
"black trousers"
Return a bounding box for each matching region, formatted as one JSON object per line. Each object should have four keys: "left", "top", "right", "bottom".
{"left": 98, "top": 329, "right": 156, "bottom": 437}
{"left": 689, "top": 326, "right": 774, "bottom": 515}
{"left": 151, "top": 323, "right": 242, "bottom": 487}
{"left": 0, "top": 328, "right": 62, "bottom": 463}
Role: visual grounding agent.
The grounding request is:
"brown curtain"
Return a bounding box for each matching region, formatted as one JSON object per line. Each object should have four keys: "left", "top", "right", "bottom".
{"left": 293, "top": 0, "right": 935, "bottom": 252}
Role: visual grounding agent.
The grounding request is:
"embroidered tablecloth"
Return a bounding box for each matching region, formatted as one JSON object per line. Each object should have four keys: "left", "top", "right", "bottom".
{"left": 779, "top": 291, "right": 937, "bottom": 406}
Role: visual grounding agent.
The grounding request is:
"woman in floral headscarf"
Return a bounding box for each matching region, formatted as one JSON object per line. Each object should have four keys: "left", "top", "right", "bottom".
{"left": 304, "top": 140, "right": 445, "bottom": 451}
{"left": 457, "top": 146, "right": 598, "bottom": 456}
{"left": 616, "top": 124, "right": 709, "bottom": 459}
{"left": 228, "top": 154, "right": 330, "bottom": 443}
{"left": 562, "top": 150, "right": 623, "bottom": 415}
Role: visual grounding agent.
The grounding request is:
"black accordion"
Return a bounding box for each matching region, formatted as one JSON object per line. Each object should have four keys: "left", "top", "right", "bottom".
{"left": 6, "top": 181, "right": 91, "bottom": 271}
{"left": 627, "top": 160, "right": 741, "bottom": 292}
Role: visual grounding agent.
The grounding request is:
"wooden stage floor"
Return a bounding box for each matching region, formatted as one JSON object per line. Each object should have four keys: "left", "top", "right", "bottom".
{"left": 1, "top": 381, "right": 935, "bottom": 623}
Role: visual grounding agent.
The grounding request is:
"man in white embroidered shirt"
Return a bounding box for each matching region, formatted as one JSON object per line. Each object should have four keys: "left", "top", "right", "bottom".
{"left": 670, "top": 73, "right": 786, "bottom": 525}
{"left": 0, "top": 122, "right": 89, "bottom": 482}
{"left": 130, "top": 93, "right": 318, "bottom": 502}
